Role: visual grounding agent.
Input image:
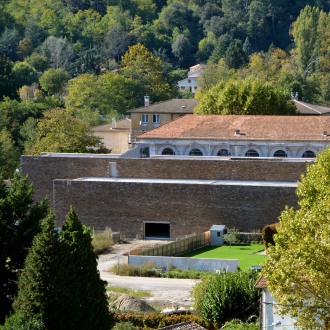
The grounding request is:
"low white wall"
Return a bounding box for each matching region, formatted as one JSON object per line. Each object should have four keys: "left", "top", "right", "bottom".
{"left": 128, "top": 255, "right": 238, "bottom": 272}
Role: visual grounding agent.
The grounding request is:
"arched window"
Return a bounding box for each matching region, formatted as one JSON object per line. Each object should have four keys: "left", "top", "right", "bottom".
{"left": 162, "top": 148, "right": 175, "bottom": 155}
{"left": 189, "top": 148, "right": 203, "bottom": 156}
{"left": 245, "top": 149, "right": 259, "bottom": 157}
{"left": 273, "top": 150, "right": 288, "bottom": 158}
{"left": 217, "top": 149, "right": 231, "bottom": 156}
{"left": 302, "top": 150, "right": 316, "bottom": 158}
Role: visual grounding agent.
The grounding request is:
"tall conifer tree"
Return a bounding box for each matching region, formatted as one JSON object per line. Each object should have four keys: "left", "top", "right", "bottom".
{"left": 0, "top": 173, "right": 49, "bottom": 324}
{"left": 60, "top": 206, "right": 112, "bottom": 330}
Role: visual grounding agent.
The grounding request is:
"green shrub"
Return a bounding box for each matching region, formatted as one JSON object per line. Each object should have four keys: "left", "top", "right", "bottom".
{"left": 92, "top": 228, "right": 114, "bottom": 254}
{"left": 222, "top": 319, "right": 259, "bottom": 329}
{"left": 111, "top": 263, "right": 141, "bottom": 276}
{"left": 1, "top": 312, "right": 45, "bottom": 330}
{"left": 192, "top": 270, "right": 260, "bottom": 327}
{"left": 112, "top": 321, "right": 136, "bottom": 330}
{"left": 114, "top": 312, "right": 211, "bottom": 330}
{"left": 223, "top": 227, "right": 240, "bottom": 245}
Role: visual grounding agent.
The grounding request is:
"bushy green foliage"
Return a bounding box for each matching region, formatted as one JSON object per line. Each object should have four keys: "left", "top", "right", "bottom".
{"left": 114, "top": 312, "right": 209, "bottom": 330}
{"left": 60, "top": 206, "right": 113, "bottom": 330}
{"left": 223, "top": 227, "right": 240, "bottom": 245}
{"left": 0, "top": 312, "right": 45, "bottom": 330}
{"left": 263, "top": 148, "right": 330, "bottom": 328}
{"left": 0, "top": 173, "right": 49, "bottom": 324}
{"left": 195, "top": 78, "right": 297, "bottom": 115}
{"left": 112, "top": 321, "right": 136, "bottom": 330}
{"left": 13, "top": 212, "right": 66, "bottom": 329}
{"left": 13, "top": 206, "right": 113, "bottom": 330}
{"left": 111, "top": 262, "right": 205, "bottom": 279}
{"left": 192, "top": 270, "right": 260, "bottom": 326}
{"left": 222, "top": 319, "right": 258, "bottom": 330}
{"left": 92, "top": 228, "right": 114, "bottom": 255}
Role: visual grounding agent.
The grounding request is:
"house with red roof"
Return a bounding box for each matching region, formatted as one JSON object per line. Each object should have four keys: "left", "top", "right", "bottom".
{"left": 135, "top": 114, "right": 330, "bottom": 158}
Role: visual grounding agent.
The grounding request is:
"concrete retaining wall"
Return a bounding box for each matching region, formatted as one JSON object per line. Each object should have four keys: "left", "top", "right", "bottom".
{"left": 128, "top": 255, "right": 239, "bottom": 272}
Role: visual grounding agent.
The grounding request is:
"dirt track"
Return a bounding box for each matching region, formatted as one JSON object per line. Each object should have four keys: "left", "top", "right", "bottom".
{"left": 97, "top": 240, "right": 199, "bottom": 310}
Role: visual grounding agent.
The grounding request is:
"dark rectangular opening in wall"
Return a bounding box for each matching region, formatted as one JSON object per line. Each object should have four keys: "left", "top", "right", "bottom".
{"left": 144, "top": 222, "right": 170, "bottom": 239}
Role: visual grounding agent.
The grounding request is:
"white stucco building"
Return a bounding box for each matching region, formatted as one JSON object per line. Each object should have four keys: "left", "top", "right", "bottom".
{"left": 136, "top": 114, "right": 330, "bottom": 158}
{"left": 177, "top": 64, "right": 205, "bottom": 94}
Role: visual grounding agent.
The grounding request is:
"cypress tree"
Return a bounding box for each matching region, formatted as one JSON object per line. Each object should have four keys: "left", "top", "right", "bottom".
{"left": 0, "top": 173, "right": 49, "bottom": 324}
{"left": 13, "top": 212, "right": 66, "bottom": 329}
{"left": 60, "top": 206, "right": 113, "bottom": 330}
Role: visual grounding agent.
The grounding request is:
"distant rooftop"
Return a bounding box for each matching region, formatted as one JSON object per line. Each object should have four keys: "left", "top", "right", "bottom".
{"left": 91, "top": 118, "right": 131, "bottom": 132}
{"left": 294, "top": 100, "right": 330, "bottom": 115}
{"left": 129, "top": 99, "right": 199, "bottom": 114}
{"left": 138, "top": 114, "right": 330, "bottom": 141}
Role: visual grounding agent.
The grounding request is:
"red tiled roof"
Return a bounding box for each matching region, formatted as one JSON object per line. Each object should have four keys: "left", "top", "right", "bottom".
{"left": 157, "top": 322, "right": 206, "bottom": 330}
{"left": 138, "top": 114, "right": 330, "bottom": 141}
{"left": 255, "top": 276, "right": 268, "bottom": 289}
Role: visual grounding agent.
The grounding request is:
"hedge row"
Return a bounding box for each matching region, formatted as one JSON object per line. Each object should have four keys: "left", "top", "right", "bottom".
{"left": 113, "top": 312, "right": 214, "bottom": 329}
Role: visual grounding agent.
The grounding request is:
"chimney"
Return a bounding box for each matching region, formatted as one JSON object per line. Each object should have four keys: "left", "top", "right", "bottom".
{"left": 144, "top": 96, "right": 150, "bottom": 107}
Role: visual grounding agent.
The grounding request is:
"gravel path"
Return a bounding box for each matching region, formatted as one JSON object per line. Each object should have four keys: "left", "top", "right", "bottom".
{"left": 97, "top": 240, "right": 199, "bottom": 310}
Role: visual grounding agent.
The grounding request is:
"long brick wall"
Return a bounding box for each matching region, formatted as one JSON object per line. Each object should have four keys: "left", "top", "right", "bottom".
{"left": 21, "top": 154, "right": 311, "bottom": 206}
{"left": 21, "top": 154, "right": 307, "bottom": 239}
{"left": 116, "top": 158, "right": 310, "bottom": 181}
{"left": 21, "top": 155, "right": 117, "bottom": 204}
{"left": 53, "top": 178, "right": 298, "bottom": 238}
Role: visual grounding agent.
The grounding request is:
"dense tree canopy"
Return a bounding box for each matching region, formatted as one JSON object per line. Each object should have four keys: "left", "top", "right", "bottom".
{"left": 263, "top": 148, "right": 330, "bottom": 329}
{"left": 195, "top": 78, "right": 297, "bottom": 115}
{"left": 28, "top": 108, "right": 110, "bottom": 154}
{"left": 0, "top": 1, "right": 329, "bottom": 165}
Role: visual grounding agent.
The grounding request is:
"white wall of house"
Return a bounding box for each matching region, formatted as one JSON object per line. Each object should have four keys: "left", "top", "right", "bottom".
{"left": 262, "top": 290, "right": 298, "bottom": 329}
{"left": 143, "top": 139, "right": 327, "bottom": 158}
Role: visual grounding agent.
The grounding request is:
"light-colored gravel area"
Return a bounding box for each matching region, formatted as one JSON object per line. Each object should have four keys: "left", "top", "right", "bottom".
{"left": 97, "top": 240, "right": 199, "bottom": 310}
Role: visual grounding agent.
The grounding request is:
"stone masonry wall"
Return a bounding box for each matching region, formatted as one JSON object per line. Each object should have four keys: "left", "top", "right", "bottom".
{"left": 20, "top": 155, "right": 117, "bottom": 204}
{"left": 115, "top": 158, "right": 310, "bottom": 181}
{"left": 53, "top": 179, "right": 298, "bottom": 238}
{"left": 21, "top": 155, "right": 310, "bottom": 207}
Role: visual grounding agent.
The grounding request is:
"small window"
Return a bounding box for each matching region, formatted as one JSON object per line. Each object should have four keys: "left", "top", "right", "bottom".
{"left": 245, "top": 149, "right": 259, "bottom": 157}
{"left": 140, "top": 147, "right": 149, "bottom": 158}
{"left": 189, "top": 148, "right": 203, "bottom": 156}
{"left": 152, "top": 114, "right": 160, "bottom": 124}
{"left": 141, "top": 114, "right": 148, "bottom": 124}
{"left": 217, "top": 149, "right": 231, "bottom": 156}
{"left": 302, "top": 150, "right": 316, "bottom": 158}
{"left": 162, "top": 148, "right": 175, "bottom": 155}
{"left": 274, "top": 150, "right": 288, "bottom": 158}
{"left": 188, "top": 79, "right": 191, "bottom": 83}
{"left": 217, "top": 232, "right": 220, "bottom": 237}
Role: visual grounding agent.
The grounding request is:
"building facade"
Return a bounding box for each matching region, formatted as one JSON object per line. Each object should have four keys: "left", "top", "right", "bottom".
{"left": 129, "top": 98, "right": 199, "bottom": 139}
{"left": 137, "top": 114, "right": 330, "bottom": 158}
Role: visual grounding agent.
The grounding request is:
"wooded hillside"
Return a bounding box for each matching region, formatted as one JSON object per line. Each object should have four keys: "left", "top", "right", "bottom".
{"left": 0, "top": 0, "right": 329, "bottom": 176}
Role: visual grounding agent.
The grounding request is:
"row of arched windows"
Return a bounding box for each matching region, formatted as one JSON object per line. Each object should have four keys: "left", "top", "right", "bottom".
{"left": 161, "top": 148, "right": 316, "bottom": 158}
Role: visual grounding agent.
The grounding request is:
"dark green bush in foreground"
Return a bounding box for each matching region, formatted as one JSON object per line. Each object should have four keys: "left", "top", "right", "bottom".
{"left": 192, "top": 270, "right": 260, "bottom": 327}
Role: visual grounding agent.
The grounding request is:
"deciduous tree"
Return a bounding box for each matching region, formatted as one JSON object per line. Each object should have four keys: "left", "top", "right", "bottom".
{"left": 195, "top": 78, "right": 296, "bottom": 115}
{"left": 121, "top": 43, "right": 174, "bottom": 103}
{"left": 28, "top": 108, "right": 109, "bottom": 154}
{"left": 263, "top": 148, "right": 330, "bottom": 329}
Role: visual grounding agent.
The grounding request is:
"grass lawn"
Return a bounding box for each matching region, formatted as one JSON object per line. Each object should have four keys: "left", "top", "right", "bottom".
{"left": 180, "top": 244, "right": 266, "bottom": 271}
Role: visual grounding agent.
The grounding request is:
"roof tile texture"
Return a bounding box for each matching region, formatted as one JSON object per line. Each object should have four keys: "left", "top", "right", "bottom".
{"left": 139, "top": 114, "right": 330, "bottom": 141}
